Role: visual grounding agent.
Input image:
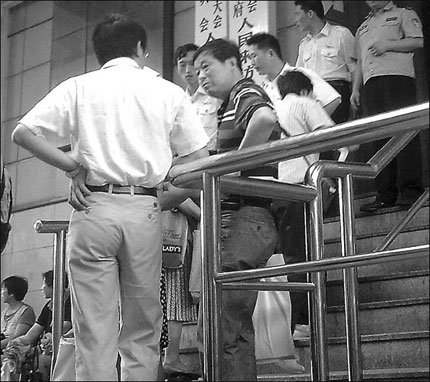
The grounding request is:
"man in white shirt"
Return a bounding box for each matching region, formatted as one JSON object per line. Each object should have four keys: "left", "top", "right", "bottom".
{"left": 175, "top": 43, "right": 221, "bottom": 153}
{"left": 294, "top": 0, "right": 356, "bottom": 124}
{"left": 12, "top": 14, "right": 209, "bottom": 381}
{"left": 246, "top": 32, "right": 341, "bottom": 115}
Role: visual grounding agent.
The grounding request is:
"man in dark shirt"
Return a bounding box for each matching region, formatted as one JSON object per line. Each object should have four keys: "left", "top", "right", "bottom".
{"left": 193, "top": 39, "right": 279, "bottom": 381}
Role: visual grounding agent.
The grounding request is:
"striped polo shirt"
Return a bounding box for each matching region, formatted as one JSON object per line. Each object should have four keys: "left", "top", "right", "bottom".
{"left": 216, "top": 78, "right": 280, "bottom": 178}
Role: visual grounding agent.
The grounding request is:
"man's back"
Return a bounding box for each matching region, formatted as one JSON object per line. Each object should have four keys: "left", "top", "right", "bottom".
{"left": 19, "top": 58, "right": 203, "bottom": 187}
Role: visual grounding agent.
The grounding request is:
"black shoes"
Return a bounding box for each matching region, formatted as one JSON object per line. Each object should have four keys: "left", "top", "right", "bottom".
{"left": 360, "top": 199, "right": 396, "bottom": 212}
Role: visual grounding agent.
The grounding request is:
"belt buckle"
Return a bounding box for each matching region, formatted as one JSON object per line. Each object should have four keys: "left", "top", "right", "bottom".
{"left": 130, "top": 185, "right": 135, "bottom": 196}
{"left": 108, "top": 184, "right": 113, "bottom": 194}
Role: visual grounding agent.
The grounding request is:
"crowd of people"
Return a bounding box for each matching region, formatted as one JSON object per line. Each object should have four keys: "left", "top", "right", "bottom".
{"left": 2, "top": 1, "right": 425, "bottom": 381}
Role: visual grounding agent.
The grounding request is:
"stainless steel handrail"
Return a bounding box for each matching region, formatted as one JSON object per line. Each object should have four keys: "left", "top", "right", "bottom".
{"left": 32, "top": 103, "right": 429, "bottom": 381}
{"left": 374, "top": 189, "right": 429, "bottom": 252}
{"left": 170, "top": 102, "right": 429, "bottom": 382}
{"left": 170, "top": 103, "right": 428, "bottom": 184}
{"left": 33, "top": 220, "right": 69, "bottom": 375}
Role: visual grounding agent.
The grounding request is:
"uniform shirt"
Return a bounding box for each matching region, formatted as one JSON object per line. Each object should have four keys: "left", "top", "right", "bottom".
{"left": 355, "top": 1, "right": 423, "bottom": 84}
{"left": 36, "top": 297, "right": 71, "bottom": 334}
{"left": 217, "top": 77, "right": 280, "bottom": 178}
{"left": 296, "top": 22, "right": 356, "bottom": 82}
{"left": 261, "top": 62, "right": 341, "bottom": 108}
{"left": 275, "top": 94, "right": 334, "bottom": 184}
{"left": 187, "top": 85, "right": 221, "bottom": 151}
{"left": 19, "top": 58, "right": 209, "bottom": 187}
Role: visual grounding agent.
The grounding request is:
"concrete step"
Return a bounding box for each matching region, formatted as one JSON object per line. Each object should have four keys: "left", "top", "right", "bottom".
{"left": 294, "top": 331, "right": 429, "bottom": 372}
{"left": 323, "top": 203, "right": 429, "bottom": 241}
{"left": 326, "top": 297, "right": 429, "bottom": 337}
{"left": 179, "top": 299, "right": 429, "bottom": 351}
{"left": 326, "top": 270, "right": 429, "bottom": 305}
{"left": 257, "top": 367, "right": 430, "bottom": 381}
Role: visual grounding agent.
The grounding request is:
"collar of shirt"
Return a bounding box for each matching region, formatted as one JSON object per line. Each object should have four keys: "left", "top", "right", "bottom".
{"left": 186, "top": 85, "right": 207, "bottom": 102}
{"left": 368, "top": 1, "right": 394, "bottom": 18}
{"left": 306, "top": 22, "right": 330, "bottom": 40}
{"left": 101, "top": 57, "right": 141, "bottom": 70}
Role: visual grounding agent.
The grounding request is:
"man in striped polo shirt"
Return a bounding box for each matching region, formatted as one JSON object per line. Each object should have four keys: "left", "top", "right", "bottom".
{"left": 193, "top": 39, "right": 279, "bottom": 381}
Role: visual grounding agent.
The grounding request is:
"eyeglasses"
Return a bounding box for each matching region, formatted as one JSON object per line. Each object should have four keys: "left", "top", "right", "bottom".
{"left": 144, "top": 51, "right": 150, "bottom": 58}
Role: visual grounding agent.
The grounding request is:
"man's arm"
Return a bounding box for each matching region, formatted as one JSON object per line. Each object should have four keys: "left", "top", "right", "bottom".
{"left": 161, "top": 147, "right": 209, "bottom": 209}
{"left": 239, "top": 107, "right": 277, "bottom": 150}
{"left": 12, "top": 123, "right": 91, "bottom": 210}
{"left": 350, "top": 59, "right": 363, "bottom": 111}
{"left": 369, "top": 37, "right": 424, "bottom": 56}
{"left": 12, "top": 124, "right": 78, "bottom": 171}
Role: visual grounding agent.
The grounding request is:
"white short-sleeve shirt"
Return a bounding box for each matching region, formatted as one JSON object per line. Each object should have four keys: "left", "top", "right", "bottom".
{"left": 275, "top": 94, "right": 334, "bottom": 184}
{"left": 19, "top": 58, "right": 209, "bottom": 187}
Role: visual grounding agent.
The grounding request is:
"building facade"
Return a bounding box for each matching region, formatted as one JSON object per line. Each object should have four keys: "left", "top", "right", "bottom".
{"left": 1, "top": 1, "right": 428, "bottom": 314}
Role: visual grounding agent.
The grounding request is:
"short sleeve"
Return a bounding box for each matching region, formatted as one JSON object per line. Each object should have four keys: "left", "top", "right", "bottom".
{"left": 19, "top": 305, "right": 36, "bottom": 327}
{"left": 18, "top": 78, "right": 78, "bottom": 140}
{"left": 304, "top": 98, "right": 334, "bottom": 131}
{"left": 170, "top": 94, "right": 209, "bottom": 157}
{"left": 235, "top": 88, "right": 273, "bottom": 132}
{"left": 36, "top": 302, "right": 51, "bottom": 331}
{"left": 401, "top": 9, "right": 423, "bottom": 38}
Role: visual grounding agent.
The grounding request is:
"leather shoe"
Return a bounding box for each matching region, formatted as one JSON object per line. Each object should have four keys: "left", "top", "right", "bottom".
{"left": 360, "top": 199, "right": 395, "bottom": 212}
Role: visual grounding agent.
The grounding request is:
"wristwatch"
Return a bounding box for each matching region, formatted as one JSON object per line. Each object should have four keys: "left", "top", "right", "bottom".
{"left": 65, "top": 164, "right": 82, "bottom": 179}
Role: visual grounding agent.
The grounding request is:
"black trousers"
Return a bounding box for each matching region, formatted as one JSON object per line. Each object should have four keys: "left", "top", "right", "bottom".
{"left": 273, "top": 200, "right": 308, "bottom": 328}
{"left": 363, "top": 75, "right": 424, "bottom": 203}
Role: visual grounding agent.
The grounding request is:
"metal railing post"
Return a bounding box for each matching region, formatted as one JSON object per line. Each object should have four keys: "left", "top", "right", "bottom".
{"left": 51, "top": 229, "right": 67, "bottom": 374}
{"left": 33, "top": 220, "right": 69, "bottom": 375}
{"left": 307, "top": 177, "right": 329, "bottom": 381}
{"left": 339, "top": 174, "right": 362, "bottom": 381}
{"left": 201, "top": 172, "right": 222, "bottom": 381}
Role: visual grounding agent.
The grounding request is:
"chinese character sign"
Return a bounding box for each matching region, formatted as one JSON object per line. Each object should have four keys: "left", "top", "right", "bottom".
{"left": 228, "top": 1, "right": 275, "bottom": 85}
{"left": 195, "top": 1, "right": 228, "bottom": 46}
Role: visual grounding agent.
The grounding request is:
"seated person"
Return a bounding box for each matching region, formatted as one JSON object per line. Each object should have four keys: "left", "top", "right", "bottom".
{"left": 5, "top": 270, "right": 72, "bottom": 381}
{"left": 1, "top": 276, "right": 35, "bottom": 354}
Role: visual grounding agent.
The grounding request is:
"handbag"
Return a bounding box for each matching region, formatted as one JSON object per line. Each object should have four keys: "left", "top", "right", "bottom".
{"left": 253, "top": 254, "right": 296, "bottom": 363}
{"left": 188, "top": 227, "right": 202, "bottom": 303}
{"left": 27, "top": 345, "right": 43, "bottom": 382}
{"left": 51, "top": 337, "right": 76, "bottom": 381}
{"left": 161, "top": 209, "right": 188, "bottom": 268}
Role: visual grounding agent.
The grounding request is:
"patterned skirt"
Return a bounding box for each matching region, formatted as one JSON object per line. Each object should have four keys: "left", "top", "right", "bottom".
{"left": 160, "top": 267, "right": 169, "bottom": 349}
{"left": 164, "top": 231, "right": 198, "bottom": 322}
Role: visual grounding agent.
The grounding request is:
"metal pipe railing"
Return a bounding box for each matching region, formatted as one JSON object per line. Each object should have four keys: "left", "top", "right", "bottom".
{"left": 374, "top": 189, "right": 430, "bottom": 252}
{"left": 214, "top": 245, "right": 428, "bottom": 283}
{"left": 32, "top": 103, "right": 428, "bottom": 381}
{"left": 170, "top": 103, "right": 428, "bottom": 382}
{"left": 339, "top": 174, "right": 362, "bottom": 381}
{"left": 33, "top": 220, "right": 69, "bottom": 375}
{"left": 170, "top": 103, "right": 428, "bottom": 184}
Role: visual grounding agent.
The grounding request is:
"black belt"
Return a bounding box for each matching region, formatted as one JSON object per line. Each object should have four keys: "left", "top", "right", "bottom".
{"left": 327, "top": 80, "right": 350, "bottom": 87}
{"left": 86, "top": 184, "right": 158, "bottom": 197}
{"left": 221, "top": 196, "right": 272, "bottom": 211}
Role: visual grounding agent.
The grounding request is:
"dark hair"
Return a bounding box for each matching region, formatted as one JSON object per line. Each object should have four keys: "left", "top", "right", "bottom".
{"left": 193, "top": 39, "right": 243, "bottom": 72}
{"left": 2, "top": 276, "right": 29, "bottom": 301}
{"left": 174, "top": 43, "right": 199, "bottom": 64}
{"left": 42, "top": 270, "right": 69, "bottom": 289}
{"left": 92, "top": 13, "right": 147, "bottom": 66}
{"left": 277, "top": 70, "right": 313, "bottom": 98}
{"left": 294, "top": 1, "right": 325, "bottom": 19}
{"left": 246, "top": 33, "right": 283, "bottom": 61}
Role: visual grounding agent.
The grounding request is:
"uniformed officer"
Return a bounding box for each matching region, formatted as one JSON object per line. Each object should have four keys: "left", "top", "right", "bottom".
{"left": 351, "top": 1, "right": 424, "bottom": 212}
{"left": 295, "top": 0, "right": 356, "bottom": 124}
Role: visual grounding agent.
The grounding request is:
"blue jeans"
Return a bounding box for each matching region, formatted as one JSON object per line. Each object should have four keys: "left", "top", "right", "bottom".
{"left": 198, "top": 206, "right": 277, "bottom": 381}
